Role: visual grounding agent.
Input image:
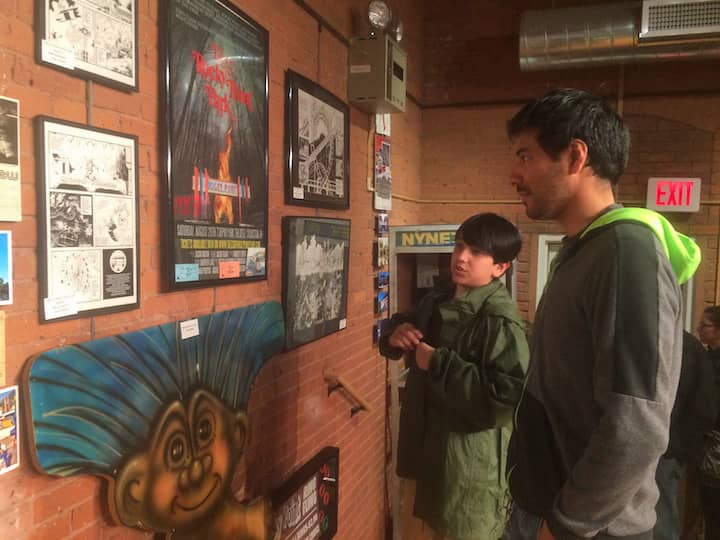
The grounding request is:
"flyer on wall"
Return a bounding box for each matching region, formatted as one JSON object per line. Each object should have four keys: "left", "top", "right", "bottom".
{"left": 0, "top": 96, "right": 21, "bottom": 222}
{"left": 165, "top": 0, "right": 269, "bottom": 289}
{"left": 0, "top": 385, "right": 19, "bottom": 476}
{"left": 374, "top": 134, "right": 392, "bottom": 211}
{"left": 37, "top": 117, "right": 139, "bottom": 322}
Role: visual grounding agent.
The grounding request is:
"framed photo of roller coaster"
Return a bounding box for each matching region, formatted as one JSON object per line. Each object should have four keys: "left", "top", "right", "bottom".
{"left": 285, "top": 70, "right": 350, "bottom": 209}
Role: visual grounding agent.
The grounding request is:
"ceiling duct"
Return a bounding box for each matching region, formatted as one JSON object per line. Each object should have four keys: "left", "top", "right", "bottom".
{"left": 519, "top": 0, "right": 720, "bottom": 71}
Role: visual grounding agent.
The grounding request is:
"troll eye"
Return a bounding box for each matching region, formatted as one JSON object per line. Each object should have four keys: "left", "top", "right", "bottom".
{"left": 165, "top": 434, "right": 187, "bottom": 468}
{"left": 195, "top": 413, "right": 214, "bottom": 447}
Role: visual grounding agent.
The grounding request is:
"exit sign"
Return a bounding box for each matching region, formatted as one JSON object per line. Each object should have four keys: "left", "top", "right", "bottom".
{"left": 646, "top": 177, "right": 701, "bottom": 212}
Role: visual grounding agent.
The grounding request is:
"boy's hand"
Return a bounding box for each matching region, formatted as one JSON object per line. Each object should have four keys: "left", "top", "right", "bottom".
{"left": 538, "top": 521, "right": 555, "bottom": 540}
{"left": 415, "top": 342, "right": 435, "bottom": 370}
{"left": 388, "top": 323, "right": 423, "bottom": 351}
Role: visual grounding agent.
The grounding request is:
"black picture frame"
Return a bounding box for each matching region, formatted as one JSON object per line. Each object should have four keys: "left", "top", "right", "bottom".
{"left": 285, "top": 70, "right": 350, "bottom": 209}
{"left": 282, "top": 216, "right": 350, "bottom": 350}
{"left": 162, "top": 0, "right": 269, "bottom": 290}
{"left": 35, "top": 0, "right": 139, "bottom": 92}
{"left": 35, "top": 116, "right": 140, "bottom": 323}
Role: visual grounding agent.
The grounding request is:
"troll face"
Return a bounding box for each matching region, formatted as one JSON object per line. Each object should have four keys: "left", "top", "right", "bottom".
{"left": 113, "top": 389, "right": 248, "bottom": 532}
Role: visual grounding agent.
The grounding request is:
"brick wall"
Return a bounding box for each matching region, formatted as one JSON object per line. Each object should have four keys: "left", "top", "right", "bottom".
{"left": 0, "top": 0, "right": 424, "bottom": 538}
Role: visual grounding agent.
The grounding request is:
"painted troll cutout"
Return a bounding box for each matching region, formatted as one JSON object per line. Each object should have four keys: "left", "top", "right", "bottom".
{"left": 25, "top": 302, "right": 284, "bottom": 539}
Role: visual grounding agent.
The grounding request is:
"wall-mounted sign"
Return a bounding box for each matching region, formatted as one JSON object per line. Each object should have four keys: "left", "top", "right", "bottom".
{"left": 646, "top": 177, "right": 701, "bottom": 212}
{"left": 271, "top": 446, "right": 339, "bottom": 540}
{"left": 395, "top": 228, "right": 456, "bottom": 248}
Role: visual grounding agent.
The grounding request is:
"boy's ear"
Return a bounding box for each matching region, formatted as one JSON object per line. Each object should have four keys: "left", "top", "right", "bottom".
{"left": 492, "top": 261, "right": 511, "bottom": 278}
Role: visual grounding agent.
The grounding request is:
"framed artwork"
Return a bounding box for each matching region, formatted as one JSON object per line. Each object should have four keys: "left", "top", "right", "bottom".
{"left": 285, "top": 70, "right": 349, "bottom": 209}
{"left": 0, "top": 232, "right": 12, "bottom": 306}
{"left": 374, "top": 134, "right": 392, "bottom": 210}
{"left": 375, "top": 290, "right": 389, "bottom": 314}
{"left": 283, "top": 217, "right": 350, "bottom": 350}
{"left": 163, "top": 0, "right": 269, "bottom": 290}
{"left": 35, "top": 0, "right": 139, "bottom": 91}
{"left": 375, "top": 271, "right": 389, "bottom": 289}
{"left": 36, "top": 116, "right": 139, "bottom": 322}
{"left": 0, "top": 96, "right": 21, "bottom": 221}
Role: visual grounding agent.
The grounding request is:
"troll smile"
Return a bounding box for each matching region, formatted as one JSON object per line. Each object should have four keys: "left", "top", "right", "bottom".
{"left": 172, "top": 474, "right": 220, "bottom": 513}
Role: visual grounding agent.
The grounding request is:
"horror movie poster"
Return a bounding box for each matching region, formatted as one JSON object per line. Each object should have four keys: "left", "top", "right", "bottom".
{"left": 165, "top": 0, "right": 268, "bottom": 289}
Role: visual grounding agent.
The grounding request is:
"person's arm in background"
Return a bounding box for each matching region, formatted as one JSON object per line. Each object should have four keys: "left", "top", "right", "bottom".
{"left": 415, "top": 314, "right": 528, "bottom": 430}
{"left": 548, "top": 229, "right": 682, "bottom": 539}
{"left": 673, "top": 332, "right": 719, "bottom": 466}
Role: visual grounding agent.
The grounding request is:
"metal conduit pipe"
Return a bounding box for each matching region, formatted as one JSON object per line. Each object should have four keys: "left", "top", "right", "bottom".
{"left": 519, "top": 1, "right": 720, "bottom": 71}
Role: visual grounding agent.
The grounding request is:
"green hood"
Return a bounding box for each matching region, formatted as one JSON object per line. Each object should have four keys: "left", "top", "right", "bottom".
{"left": 581, "top": 207, "right": 701, "bottom": 285}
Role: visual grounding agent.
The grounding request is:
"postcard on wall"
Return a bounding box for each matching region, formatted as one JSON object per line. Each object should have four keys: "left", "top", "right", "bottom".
{"left": 376, "top": 113, "right": 391, "bottom": 136}
{"left": 37, "top": 0, "right": 138, "bottom": 91}
{"left": 0, "top": 97, "right": 21, "bottom": 222}
{"left": 374, "top": 135, "right": 392, "bottom": 211}
{"left": 0, "top": 385, "right": 19, "bottom": 476}
{"left": 36, "top": 117, "right": 139, "bottom": 322}
{"left": 0, "top": 232, "right": 11, "bottom": 306}
{"left": 164, "top": 0, "right": 269, "bottom": 289}
{"left": 375, "top": 236, "right": 389, "bottom": 268}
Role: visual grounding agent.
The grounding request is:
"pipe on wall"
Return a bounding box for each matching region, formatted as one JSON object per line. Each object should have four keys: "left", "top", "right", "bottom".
{"left": 519, "top": 1, "right": 720, "bottom": 71}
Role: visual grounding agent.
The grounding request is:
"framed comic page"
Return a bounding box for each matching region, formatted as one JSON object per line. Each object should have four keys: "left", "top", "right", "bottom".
{"left": 35, "top": 0, "right": 139, "bottom": 91}
{"left": 163, "top": 0, "right": 269, "bottom": 290}
{"left": 285, "top": 70, "right": 350, "bottom": 209}
{"left": 36, "top": 117, "right": 139, "bottom": 323}
{"left": 282, "top": 217, "right": 350, "bottom": 350}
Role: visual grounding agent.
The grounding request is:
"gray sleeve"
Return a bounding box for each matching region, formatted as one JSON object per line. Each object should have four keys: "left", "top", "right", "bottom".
{"left": 549, "top": 227, "right": 682, "bottom": 538}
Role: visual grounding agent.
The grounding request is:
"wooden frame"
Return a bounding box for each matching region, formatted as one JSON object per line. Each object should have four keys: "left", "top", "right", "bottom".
{"left": 35, "top": 0, "right": 139, "bottom": 91}
{"left": 285, "top": 70, "right": 350, "bottom": 209}
{"left": 162, "top": 0, "right": 269, "bottom": 290}
{"left": 36, "top": 116, "right": 139, "bottom": 322}
{"left": 282, "top": 217, "right": 350, "bottom": 350}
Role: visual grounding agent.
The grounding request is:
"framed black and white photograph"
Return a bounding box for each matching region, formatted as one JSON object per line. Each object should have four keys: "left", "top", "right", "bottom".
{"left": 36, "top": 116, "right": 139, "bottom": 322}
{"left": 375, "top": 237, "right": 389, "bottom": 268}
{"left": 36, "top": 0, "right": 138, "bottom": 91}
{"left": 163, "top": 0, "right": 269, "bottom": 290}
{"left": 285, "top": 70, "right": 349, "bottom": 209}
{"left": 282, "top": 217, "right": 350, "bottom": 350}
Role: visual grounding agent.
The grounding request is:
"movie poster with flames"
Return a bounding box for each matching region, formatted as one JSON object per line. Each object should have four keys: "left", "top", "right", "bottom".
{"left": 164, "top": 0, "right": 268, "bottom": 289}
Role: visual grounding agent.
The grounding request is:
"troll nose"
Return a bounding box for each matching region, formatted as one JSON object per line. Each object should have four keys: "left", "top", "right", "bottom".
{"left": 179, "top": 458, "right": 206, "bottom": 490}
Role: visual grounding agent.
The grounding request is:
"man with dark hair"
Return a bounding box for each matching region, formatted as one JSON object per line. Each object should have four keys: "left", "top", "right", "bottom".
{"left": 381, "top": 212, "right": 529, "bottom": 539}
{"left": 503, "top": 88, "right": 701, "bottom": 540}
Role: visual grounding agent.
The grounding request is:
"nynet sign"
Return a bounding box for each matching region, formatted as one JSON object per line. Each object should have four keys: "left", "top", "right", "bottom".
{"left": 646, "top": 177, "right": 701, "bottom": 213}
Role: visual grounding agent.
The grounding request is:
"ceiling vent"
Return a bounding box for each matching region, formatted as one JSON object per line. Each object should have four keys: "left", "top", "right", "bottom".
{"left": 519, "top": 0, "right": 720, "bottom": 71}
{"left": 641, "top": 0, "right": 720, "bottom": 39}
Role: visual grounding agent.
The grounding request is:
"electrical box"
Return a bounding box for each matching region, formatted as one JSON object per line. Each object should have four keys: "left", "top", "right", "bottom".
{"left": 348, "top": 35, "right": 406, "bottom": 114}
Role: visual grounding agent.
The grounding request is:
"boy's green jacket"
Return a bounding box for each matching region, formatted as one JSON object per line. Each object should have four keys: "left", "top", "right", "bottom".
{"left": 380, "top": 279, "right": 529, "bottom": 539}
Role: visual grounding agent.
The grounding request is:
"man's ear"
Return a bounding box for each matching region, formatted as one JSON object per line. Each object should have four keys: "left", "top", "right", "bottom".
{"left": 492, "top": 261, "right": 511, "bottom": 278}
{"left": 232, "top": 410, "right": 250, "bottom": 452}
{"left": 112, "top": 455, "right": 150, "bottom": 530}
{"left": 567, "top": 139, "right": 589, "bottom": 175}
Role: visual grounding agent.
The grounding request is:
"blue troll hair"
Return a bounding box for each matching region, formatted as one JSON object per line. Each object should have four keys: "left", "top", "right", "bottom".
{"left": 27, "top": 302, "right": 284, "bottom": 477}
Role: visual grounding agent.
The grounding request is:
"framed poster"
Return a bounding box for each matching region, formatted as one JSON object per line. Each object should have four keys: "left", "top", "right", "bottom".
{"left": 282, "top": 217, "right": 350, "bottom": 350}
{"left": 271, "top": 446, "right": 339, "bottom": 540}
{"left": 0, "top": 96, "right": 21, "bottom": 222}
{"left": 163, "top": 0, "right": 269, "bottom": 290}
{"left": 36, "top": 116, "right": 139, "bottom": 322}
{"left": 35, "top": 0, "right": 138, "bottom": 91}
{"left": 0, "top": 232, "right": 12, "bottom": 306}
{"left": 285, "top": 70, "right": 349, "bottom": 209}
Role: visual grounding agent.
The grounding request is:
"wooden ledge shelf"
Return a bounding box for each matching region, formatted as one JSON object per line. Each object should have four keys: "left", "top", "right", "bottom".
{"left": 323, "top": 369, "right": 371, "bottom": 417}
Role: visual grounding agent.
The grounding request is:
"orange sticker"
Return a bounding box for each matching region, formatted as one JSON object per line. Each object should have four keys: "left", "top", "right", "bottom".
{"left": 218, "top": 261, "right": 241, "bottom": 279}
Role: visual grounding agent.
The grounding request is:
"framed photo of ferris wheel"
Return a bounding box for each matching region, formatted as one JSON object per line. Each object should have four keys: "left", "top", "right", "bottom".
{"left": 285, "top": 70, "right": 350, "bottom": 209}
